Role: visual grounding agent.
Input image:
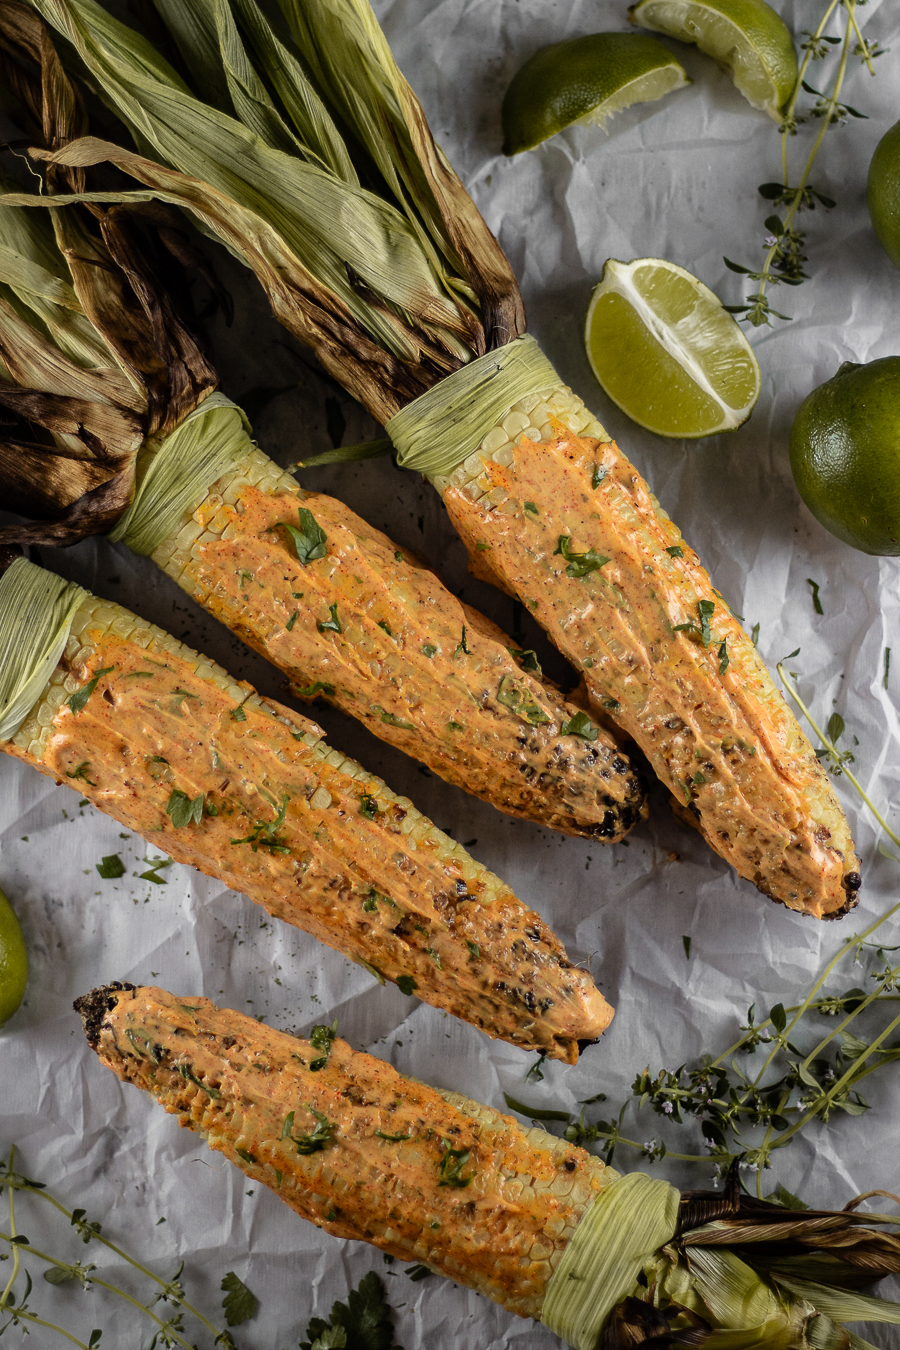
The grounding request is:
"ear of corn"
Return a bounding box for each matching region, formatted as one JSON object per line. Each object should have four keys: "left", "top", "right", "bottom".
{"left": 151, "top": 442, "right": 646, "bottom": 842}
{"left": 7, "top": 0, "right": 859, "bottom": 914}
{"left": 5, "top": 584, "right": 613, "bottom": 1060}
{"left": 77, "top": 982, "right": 617, "bottom": 1318}
{"left": 78, "top": 984, "right": 900, "bottom": 1344}
{"left": 436, "top": 389, "right": 860, "bottom": 920}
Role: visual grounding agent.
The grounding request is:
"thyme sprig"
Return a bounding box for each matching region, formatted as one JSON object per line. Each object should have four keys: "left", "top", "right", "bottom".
{"left": 0, "top": 1148, "right": 240, "bottom": 1347}
{"left": 509, "top": 678, "right": 900, "bottom": 1198}
{"left": 726, "top": 0, "right": 884, "bottom": 327}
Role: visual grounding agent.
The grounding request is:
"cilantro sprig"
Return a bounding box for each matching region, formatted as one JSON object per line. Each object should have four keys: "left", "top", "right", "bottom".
{"left": 282, "top": 506, "right": 328, "bottom": 565}
{"left": 299, "top": 1270, "right": 403, "bottom": 1350}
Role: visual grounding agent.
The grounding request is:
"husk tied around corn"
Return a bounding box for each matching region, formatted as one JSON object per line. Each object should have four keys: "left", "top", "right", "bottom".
{"left": 79, "top": 982, "right": 900, "bottom": 1349}
{"left": 13, "top": 0, "right": 860, "bottom": 916}
{"left": 0, "top": 6, "right": 647, "bottom": 842}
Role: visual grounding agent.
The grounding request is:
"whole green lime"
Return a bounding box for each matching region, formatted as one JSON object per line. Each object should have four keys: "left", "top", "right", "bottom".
{"left": 868, "top": 119, "right": 900, "bottom": 271}
{"left": 0, "top": 884, "right": 28, "bottom": 1030}
{"left": 790, "top": 357, "right": 900, "bottom": 555}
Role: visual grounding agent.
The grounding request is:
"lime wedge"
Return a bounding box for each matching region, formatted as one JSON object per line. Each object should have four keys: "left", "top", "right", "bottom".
{"left": 584, "top": 257, "right": 761, "bottom": 439}
{"left": 502, "top": 32, "right": 690, "bottom": 156}
{"left": 0, "top": 884, "right": 27, "bottom": 1030}
{"left": 629, "top": 0, "right": 797, "bottom": 121}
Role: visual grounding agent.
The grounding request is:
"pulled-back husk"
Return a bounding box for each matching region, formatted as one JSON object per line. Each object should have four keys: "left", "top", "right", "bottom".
{"left": 0, "top": 0, "right": 218, "bottom": 544}
{"left": 0, "top": 554, "right": 86, "bottom": 739}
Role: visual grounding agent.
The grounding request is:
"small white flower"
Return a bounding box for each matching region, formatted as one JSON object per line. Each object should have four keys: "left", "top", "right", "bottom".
{"left": 764, "top": 234, "right": 779, "bottom": 247}
{"left": 662, "top": 1101, "right": 673, "bottom": 1114}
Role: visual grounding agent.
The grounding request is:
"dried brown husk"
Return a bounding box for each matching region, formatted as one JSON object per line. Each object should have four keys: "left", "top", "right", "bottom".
{"left": 594, "top": 1175, "right": 900, "bottom": 1349}
{"left": 0, "top": 2, "right": 217, "bottom": 545}
{"left": 18, "top": 0, "right": 525, "bottom": 423}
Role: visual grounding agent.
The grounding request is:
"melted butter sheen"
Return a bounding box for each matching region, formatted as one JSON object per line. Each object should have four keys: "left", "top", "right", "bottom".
{"left": 445, "top": 432, "right": 860, "bottom": 918}
{"left": 98, "top": 985, "right": 615, "bottom": 1317}
{"left": 11, "top": 625, "right": 612, "bottom": 1059}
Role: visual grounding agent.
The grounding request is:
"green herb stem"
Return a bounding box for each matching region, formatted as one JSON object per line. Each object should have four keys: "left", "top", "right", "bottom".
{"left": 0, "top": 1231, "right": 198, "bottom": 1350}
{"left": 778, "top": 661, "right": 900, "bottom": 853}
{"left": 0, "top": 1159, "right": 228, "bottom": 1346}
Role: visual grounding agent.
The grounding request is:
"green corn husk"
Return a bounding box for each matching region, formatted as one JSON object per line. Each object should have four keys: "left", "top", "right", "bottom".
{"left": 8, "top": 0, "right": 522, "bottom": 426}
{"left": 0, "top": 556, "right": 87, "bottom": 740}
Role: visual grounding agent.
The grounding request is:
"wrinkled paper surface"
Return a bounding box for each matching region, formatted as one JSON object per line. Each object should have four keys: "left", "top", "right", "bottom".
{"left": 2, "top": 0, "right": 900, "bottom": 1345}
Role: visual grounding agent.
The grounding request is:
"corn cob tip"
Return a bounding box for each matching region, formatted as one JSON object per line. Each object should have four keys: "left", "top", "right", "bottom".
{"left": 74, "top": 981, "right": 136, "bottom": 1049}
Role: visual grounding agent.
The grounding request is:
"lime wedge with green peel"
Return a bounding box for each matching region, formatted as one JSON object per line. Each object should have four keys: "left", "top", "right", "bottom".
{"left": 629, "top": 0, "right": 798, "bottom": 121}
{"left": 584, "top": 258, "right": 761, "bottom": 439}
{"left": 868, "top": 119, "right": 900, "bottom": 273}
{"left": 501, "top": 32, "right": 690, "bottom": 156}
{"left": 790, "top": 357, "right": 900, "bottom": 556}
{"left": 0, "top": 884, "right": 28, "bottom": 1030}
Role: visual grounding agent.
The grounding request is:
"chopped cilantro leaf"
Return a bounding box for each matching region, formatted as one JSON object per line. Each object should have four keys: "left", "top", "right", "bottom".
{"left": 666, "top": 545, "right": 684, "bottom": 558}
{"left": 96, "top": 854, "right": 126, "bottom": 880}
{"left": 437, "top": 1141, "right": 472, "bottom": 1188}
{"left": 592, "top": 464, "right": 608, "bottom": 489}
{"left": 295, "top": 681, "right": 335, "bottom": 699}
{"left": 553, "top": 536, "right": 610, "bottom": 579}
{"left": 396, "top": 975, "right": 417, "bottom": 996}
{"left": 283, "top": 507, "right": 328, "bottom": 565}
{"left": 286, "top": 610, "right": 300, "bottom": 631}
{"left": 602, "top": 697, "right": 621, "bottom": 712}
{"left": 807, "top": 577, "right": 824, "bottom": 615}
{"left": 166, "top": 789, "right": 205, "bottom": 829}
{"left": 375, "top": 1130, "right": 413, "bottom": 1142}
{"left": 309, "top": 1020, "right": 337, "bottom": 1071}
{"left": 475, "top": 539, "right": 492, "bottom": 551}
{"left": 421, "top": 644, "right": 437, "bottom": 658}
{"left": 466, "top": 940, "right": 480, "bottom": 960}
{"left": 406, "top": 1264, "right": 432, "bottom": 1282}
{"left": 360, "top": 794, "right": 379, "bottom": 820}
{"left": 524, "top": 501, "right": 539, "bottom": 517}
{"left": 559, "top": 711, "right": 599, "bottom": 741}
{"left": 318, "top": 604, "right": 343, "bottom": 634}
{"left": 497, "top": 675, "right": 551, "bottom": 726}
{"left": 221, "top": 1271, "right": 258, "bottom": 1327}
{"left": 66, "top": 762, "right": 96, "bottom": 787}
{"left": 718, "top": 638, "right": 729, "bottom": 676}
{"left": 373, "top": 706, "right": 415, "bottom": 730}
{"left": 68, "top": 666, "right": 114, "bottom": 714}
{"left": 138, "top": 856, "right": 172, "bottom": 885}
{"left": 506, "top": 647, "right": 541, "bottom": 674}
{"left": 394, "top": 550, "right": 404, "bottom": 562}
{"left": 454, "top": 625, "right": 469, "bottom": 657}
{"left": 282, "top": 1105, "right": 335, "bottom": 1154}
{"left": 377, "top": 621, "right": 393, "bottom": 637}
{"left": 230, "top": 793, "right": 290, "bottom": 853}
{"left": 231, "top": 705, "right": 247, "bottom": 721}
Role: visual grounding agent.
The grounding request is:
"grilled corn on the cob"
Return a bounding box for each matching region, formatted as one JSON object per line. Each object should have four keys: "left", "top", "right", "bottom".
{"left": 151, "top": 443, "right": 646, "bottom": 842}
{"left": 76, "top": 982, "right": 616, "bottom": 1317}
{"left": 77, "top": 984, "right": 900, "bottom": 1347}
{"left": 436, "top": 388, "right": 861, "bottom": 920}
{"left": 4, "top": 581, "right": 613, "bottom": 1060}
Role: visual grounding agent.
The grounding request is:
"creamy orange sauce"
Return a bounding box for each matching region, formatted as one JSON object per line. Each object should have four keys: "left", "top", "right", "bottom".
{"left": 183, "top": 484, "right": 645, "bottom": 841}
{"left": 444, "top": 432, "right": 860, "bottom": 918}
{"left": 94, "top": 985, "right": 615, "bottom": 1317}
{"left": 10, "top": 625, "right": 612, "bottom": 1058}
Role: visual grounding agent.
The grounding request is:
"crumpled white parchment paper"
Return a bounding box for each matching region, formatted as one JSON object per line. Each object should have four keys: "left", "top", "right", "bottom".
{"left": 2, "top": 0, "right": 900, "bottom": 1345}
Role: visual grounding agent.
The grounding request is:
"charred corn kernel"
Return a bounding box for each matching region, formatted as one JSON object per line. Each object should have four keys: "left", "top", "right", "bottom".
{"left": 78, "top": 983, "right": 617, "bottom": 1316}
{"left": 149, "top": 450, "right": 645, "bottom": 843}
{"left": 6, "top": 594, "right": 612, "bottom": 1060}
{"left": 437, "top": 385, "right": 860, "bottom": 919}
